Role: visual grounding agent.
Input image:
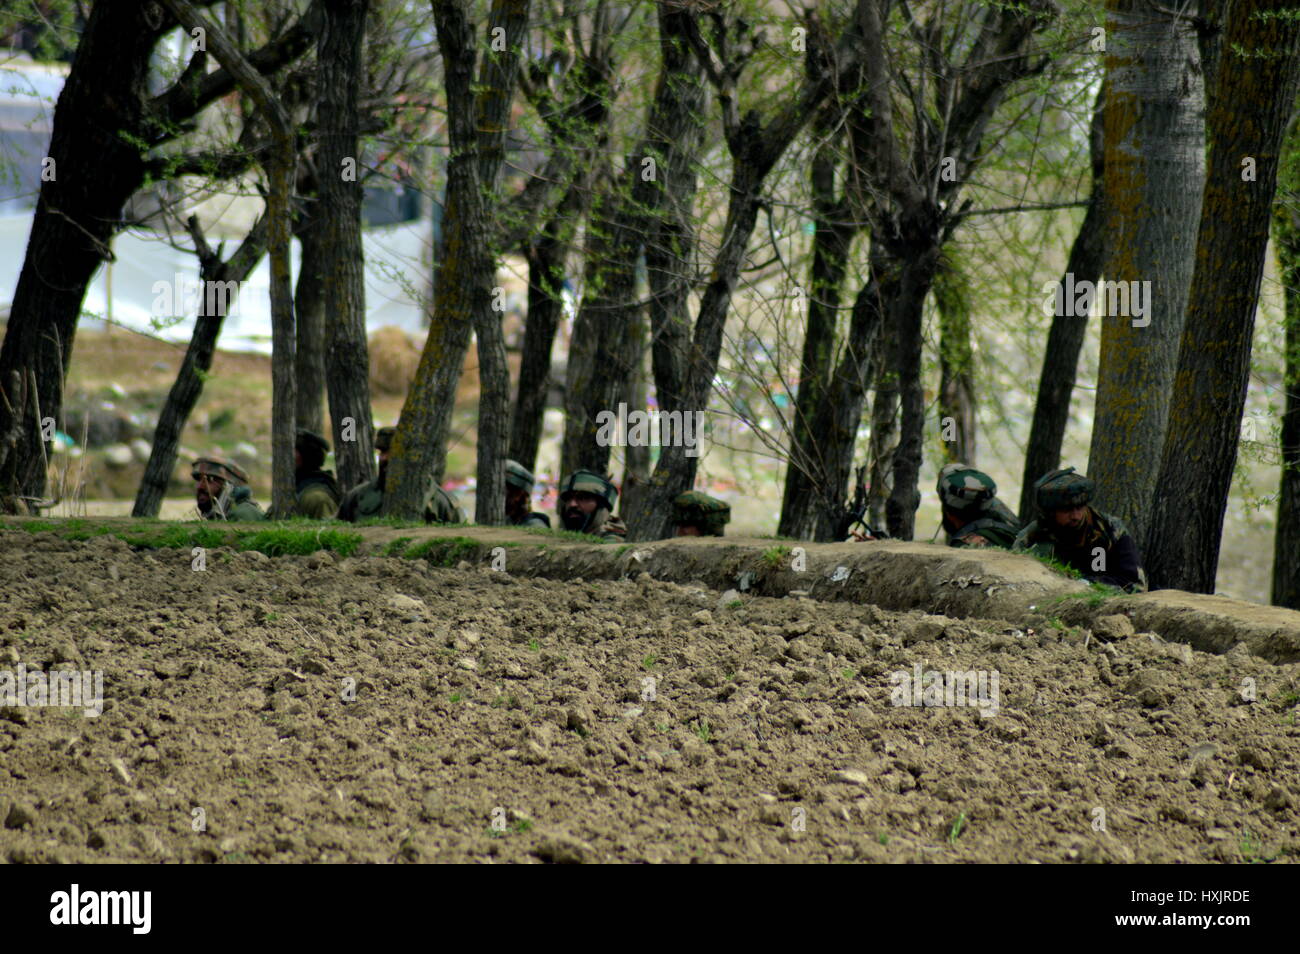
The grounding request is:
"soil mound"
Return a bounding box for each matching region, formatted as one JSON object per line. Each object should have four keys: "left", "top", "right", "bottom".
{"left": 2, "top": 533, "right": 1298, "bottom": 863}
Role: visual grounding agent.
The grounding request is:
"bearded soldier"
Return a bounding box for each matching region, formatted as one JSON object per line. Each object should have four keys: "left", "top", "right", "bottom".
{"left": 505, "top": 459, "right": 550, "bottom": 528}
{"left": 935, "top": 463, "right": 1020, "bottom": 548}
{"left": 336, "top": 426, "right": 464, "bottom": 523}
{"left": 1012, "top": 467, "right": 1146, "bottom": 592}
{"left": 557, "top": 470, "right": 626, "bottom": 540}
{"left": 294, "top": 429, "right": 342, "bottom": 518}
{"left": 670, "top": 491, "right": 730, "bottom": 537}
{"left": 192, "top": 456, "right": 266, "bottom": 521}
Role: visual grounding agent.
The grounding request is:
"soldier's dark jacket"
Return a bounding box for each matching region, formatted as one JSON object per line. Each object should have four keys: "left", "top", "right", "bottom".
{"left": 1013, "top": 508, "right": 1145, "bottom": 591}
{"left": 295, "top": 470, "right": 342, "bottom": 518}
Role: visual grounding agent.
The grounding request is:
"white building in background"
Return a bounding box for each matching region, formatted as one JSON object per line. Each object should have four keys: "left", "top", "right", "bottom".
{"left": 0, "top": 46, "right": 438, "bottom": 351}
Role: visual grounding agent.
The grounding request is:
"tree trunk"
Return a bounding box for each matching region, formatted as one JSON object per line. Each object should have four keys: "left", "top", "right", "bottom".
{"left": 317, "top": 0, "right": 374, "bottom": 492}
{"left": 807, "top": 273, "right": 884, "bottom": 540}
{"left": 885, "top": 238, "right": 942, "bottom": 540}
{"left": 867, "top": 327, "right": 898, "bottom": 532}
{"left": 0, "top": 2, "right": 317, "bottom": 510}
{"left": 778, "top": 130, "right": 857, "bottom": 540}
{"left": 562, "top": 7, "right": 706, "bottom": 480}
{"left": 386, "top": 0, "right": 528, "bottom": 520}
{"left": 935, "top": 253, "right": 976, "bottom": 465}
{"left": 0, "top": 2, "right": 160, "bottom": 509}
{"left": 1019, "top": 85, "right": 1107, "bottom": 521}
{"left": 133, "top": 218, "right": 268, "bottom": 517}
{"left": 1274, "top": 175, "right": 1300, "bottom": 606}
{"left": 510, "top": 238, "right": 567, "bottom": 472}
{"left": 293, "top": 207, "right": 328, "bottom": 435}
{"left": 562, "top": 168, "right": 641, "bottom": 478}
{"left": 623, "top": 167, "right": 769, "bottom": 541}
{"left": 1087, "top": 0, "right": 1204, "bottom": 544}
{"left": 1145, "top": 0, "right": 1300, "bottom": 592}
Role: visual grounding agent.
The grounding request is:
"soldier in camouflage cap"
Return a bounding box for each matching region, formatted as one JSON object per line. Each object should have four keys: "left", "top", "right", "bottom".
{"left": 336, "top": 426, "right": 464, "bottom": 524}
{"left": 505, "top": 459, "right": 550, "bottom": 528}
{"left": 557, "top": 470, "right": 626, "bottom": 540}
{"left": 671, "top": 490, "right": 730, "bottom": 537}
{"left": 1012, "top": 466, "right": 1146, "bottom": 591}
{"left": 294, "top": 429, "right": 342, "bottom": 518}
{"left": 192, "top": 456, "right": 266, "bottom": 521}
{"left": 936, "top": 463, "right": 1020, "bottom": 549}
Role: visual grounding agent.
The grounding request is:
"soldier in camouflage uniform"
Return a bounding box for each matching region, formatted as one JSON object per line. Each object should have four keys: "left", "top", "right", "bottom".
{"left": 936, "top": 463, "right": 1020, "bottom": 548}
{"left": 671, "top": 491, "right": 730, "bottom": 537}
{"left": 557, "top": 470, "right": 626, "bottom": 540}
{"left": 294, "top": 429, "right": 342, "bottom": 518}
{"left": 192, "top": 456, "right": 266, "bottom": 521}
{"left": 336, "top": 426, "right": 464, "bottom": 524}
{"left": 1012, "top": 466, "right": 1146, "bottom": 592}
{"left": 505, "top": 459, "right": 550, "bottom": 528}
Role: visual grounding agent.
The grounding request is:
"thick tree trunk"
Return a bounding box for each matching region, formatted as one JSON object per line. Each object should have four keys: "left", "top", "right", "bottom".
{"left": 317, "top": 0, "right": 374, "bottom": 491}
{"left": 935, "top": 254, "right": 976, "bottom": 465}
{"left": 133, "top": 218, "right": 268, "bottom": 517}
{"left": 293, "top": 208, "right": 328, "bottom": 435}
{"left": 0, "top": 3, "right": 160, "bottom": 509}
{"left": 1019, "top": 86, "right": 1107, "bottom": 521}
{"left": 562, "top": 7, "right": 705, "bottom": 479}
{"left": 386, "top": 0, "right": 528, "bottom": 521}
{"left": 1087, "top": 0, "right": 1204, "bottom": 543}
{"left": 778, "top": 132, "right": 857, "bottom": 540}
{"left": 1145, "top": 0, "right": 1300, "bottom": 592}
{"left": 0, "top": 3, "right": 316, "bottom": 510}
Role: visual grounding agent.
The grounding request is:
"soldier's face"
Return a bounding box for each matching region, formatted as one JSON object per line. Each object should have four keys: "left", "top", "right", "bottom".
{"left": 560, "top": 492, "right": 600, "bottom": 529}
{"left": 294, "top": 448, "right": 303, "bottom": 470}
{"left": 675, "top": 524, "right": 701, "bottom": 536}
{"left": 195, "top": 474, "right": 224, "bottom": 512}
{"left": 506, "top": 486, "right": 529, "bottom": 517}
{"left": 1051, "top": 505, "right": 1087, "bottom": 531}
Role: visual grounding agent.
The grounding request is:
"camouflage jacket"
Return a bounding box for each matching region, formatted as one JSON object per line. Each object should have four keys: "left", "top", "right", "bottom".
{"left": 943, "top": 497, "right": 1021, "bottom": 549}
{"left": 1013, "top": 508, "right": 1146, "bottom": 592}
{"left": 203, "top": 486, "right": 266, "bottom": 522}
{"left": 295, "top": 470, "right": 342, "bottom": 518}
{"left": 592, "top": 511, "right": 627, "bottom": 541}
{"left": 337, "top": 476, "right": 464, "bottom": 524}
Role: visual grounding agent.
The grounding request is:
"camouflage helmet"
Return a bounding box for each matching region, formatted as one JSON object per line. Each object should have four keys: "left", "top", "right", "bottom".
{"left": 295, "top": 428, "right": 329, "bottom": 468}
{"left": 192, "top": 455, "right": 249, "bottom": 485}
{"left": 672, "top": 491, "right": 730, "bottom": 535}
{"left": 936, "top": 463, "right": 996, "bottom": 511}
{"left": 558, "top": 470, "right": 618, "bottom": 511}
{"left": 505, "top": 459, "right": 535, "bottom": 492}
{"left": 1034, "top": 466, "right": 1094, "bottom": 512}
{"left": 374, "top": 426, "right": 397, "bottom": 453}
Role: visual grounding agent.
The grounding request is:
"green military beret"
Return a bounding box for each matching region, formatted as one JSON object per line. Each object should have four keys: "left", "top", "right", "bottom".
{"left": 374, "top": 426, "right": 397, "bottom": 452}
{"left": 558, "top": 470, "right": 618, "bottom": 510}
{"left": 192, "top": 455, "right": 249, "bottom": 485}
{"left": 672, "top": 490, "right": 730, "bottom": 534}
{"left": 1034, "top": 466, "right": 1094, "bottom": 512}
{"left": 937, "top": 463, "right": 996, "bottom": 511}
{"left": 505, "top": 459, "right": 535, "bottom": 491}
